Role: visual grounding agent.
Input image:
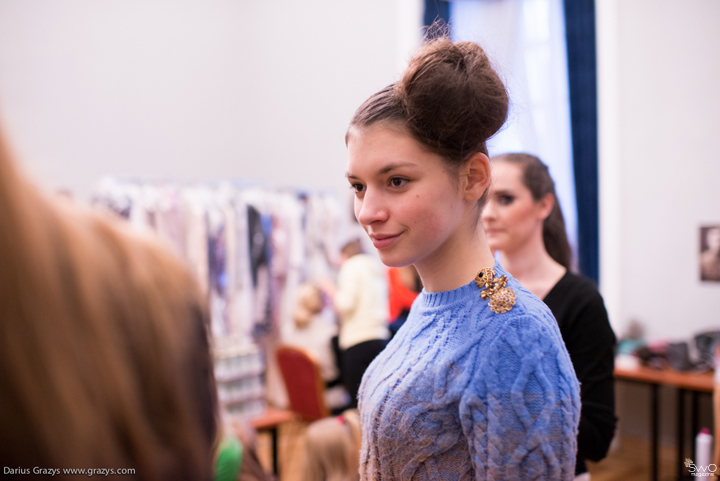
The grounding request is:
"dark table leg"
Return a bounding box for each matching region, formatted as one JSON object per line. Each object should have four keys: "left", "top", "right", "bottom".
{"left": 678, "top": 388, "right": 685, "bottom": 480}
{"left": 692, "top": 390, "right": 700, "bottom": 451}
{"left": 271, "top": 426, "right": 279, "bottom": 475}
{"left": 652, "top": 383, "right": 659, "bottom": 481}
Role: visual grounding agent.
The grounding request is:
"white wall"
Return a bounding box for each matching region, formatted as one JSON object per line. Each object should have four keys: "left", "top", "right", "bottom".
{"left": 3, "top": 0, "right": 717, "bottom": 343}
{"left": 0, "top": 0, "right": 423, "bottom": 200}
{"left": 598, "top": 0, "right": 720, "bottom": 342}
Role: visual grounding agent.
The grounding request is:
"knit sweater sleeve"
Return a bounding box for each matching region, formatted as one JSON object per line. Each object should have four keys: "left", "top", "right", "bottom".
{"left": 459, "top": 314, "right": 580, "bottom": 480}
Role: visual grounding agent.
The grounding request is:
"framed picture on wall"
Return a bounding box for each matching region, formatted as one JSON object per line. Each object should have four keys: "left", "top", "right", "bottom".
{"left": 700, "top": 225, "right": 720, "bottom": 282}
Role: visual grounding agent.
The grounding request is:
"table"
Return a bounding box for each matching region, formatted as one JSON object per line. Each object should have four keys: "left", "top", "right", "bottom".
{"left": 614, "top": 365, "right": 714, "bottom": 481}
{"left": 250, "top": 407, "right": 296, "bottom": 475}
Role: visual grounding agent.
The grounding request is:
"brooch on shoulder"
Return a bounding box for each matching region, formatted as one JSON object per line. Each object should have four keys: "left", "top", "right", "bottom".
{"left": 474, "top": 267, "right": 516, "bottom": 314}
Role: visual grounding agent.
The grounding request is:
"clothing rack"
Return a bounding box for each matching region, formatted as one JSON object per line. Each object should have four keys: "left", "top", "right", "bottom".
{"left": 94, "top": 177, "right": 348, "bottom": 414}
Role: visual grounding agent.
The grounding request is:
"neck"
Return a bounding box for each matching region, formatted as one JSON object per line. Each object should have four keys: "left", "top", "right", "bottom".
{"left": 415, "top": 222, "right": 495, "bottom": 293}
{"left": 498, "top": 235, "right": 562, "bottom": 285}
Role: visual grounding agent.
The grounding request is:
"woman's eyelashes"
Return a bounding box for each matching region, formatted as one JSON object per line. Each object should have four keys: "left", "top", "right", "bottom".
{"left": 497, "top": 194, "right": 514, "bottom": 206}
{"left": 349, "top": 177, "right": 409, "bottom": 195}
{"left": 350, "top": 182, "right": 365, "bottom": 194}
{"left": 389, "top": 177, "right": 409, "bottom": 188}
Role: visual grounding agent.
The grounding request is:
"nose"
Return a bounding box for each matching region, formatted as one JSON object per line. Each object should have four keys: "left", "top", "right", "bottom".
{"left": 355, "top": 188, "right": 388, "bottom": 227}
{"left": 481, "top": 198, "right": 496, "bottom": 223}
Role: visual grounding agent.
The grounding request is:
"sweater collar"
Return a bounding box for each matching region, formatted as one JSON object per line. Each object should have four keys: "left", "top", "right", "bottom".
{"left": 418, "top": 262, "right": 508, "bottom": 310}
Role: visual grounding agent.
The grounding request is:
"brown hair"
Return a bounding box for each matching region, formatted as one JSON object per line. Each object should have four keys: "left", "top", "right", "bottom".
{"left": 293, "top": 284, "right": 325, "bottom": 329}
{"left": 341, "top": 238, "right": 364, "bottom": 258}
{"left": 347, "top": 36, "right": 508, "bottom": 205}
{"left": 0, "top": 128, "right": 217, "bottom": 479}
{"left": 492, "top": 153, "right": 573, "bottom": 270}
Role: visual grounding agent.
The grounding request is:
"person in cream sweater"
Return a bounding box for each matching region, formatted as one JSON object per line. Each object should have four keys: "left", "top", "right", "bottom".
{"left": 321, "top": 239, "right": 389, "bottom": 409}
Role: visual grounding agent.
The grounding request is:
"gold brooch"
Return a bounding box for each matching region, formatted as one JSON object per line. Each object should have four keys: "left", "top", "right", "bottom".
{"left": 474, "top": 268, "right": 516, "bottom": 314}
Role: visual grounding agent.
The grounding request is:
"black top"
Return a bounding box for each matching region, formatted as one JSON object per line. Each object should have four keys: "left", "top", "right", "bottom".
{"left": 543, "top": 271, "right": 617, "bottom": 475}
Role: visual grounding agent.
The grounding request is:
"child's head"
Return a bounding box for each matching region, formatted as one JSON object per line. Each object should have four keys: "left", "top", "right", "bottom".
{"left": 293, "top": 284, "right": 324, "bottom": 328}
{"left": 340, "top": 238, "right": 364, "bottom": 264}
{"left": 302, "top": 410, "right": 361, "bottom": 481}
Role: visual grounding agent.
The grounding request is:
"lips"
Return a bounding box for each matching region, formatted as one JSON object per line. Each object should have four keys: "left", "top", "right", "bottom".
{"left": 369, "top": 232, "right": 402, "bottom": 249}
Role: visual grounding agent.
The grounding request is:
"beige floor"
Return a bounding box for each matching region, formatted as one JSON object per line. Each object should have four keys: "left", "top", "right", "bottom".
{"left": 587, "top": 437, "right": 685, "bottom": 481}
{"left": 257, "top": 424, "right": 684, "bottom": 481}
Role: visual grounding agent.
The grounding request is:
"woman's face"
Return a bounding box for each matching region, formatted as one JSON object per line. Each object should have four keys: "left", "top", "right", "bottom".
{"left": 481, "top": 161, "right": 548, "bottom": 255}
{"left": 346, "top": 124, "right": 467, "bottom": 269}
{"left": 707, "top": 228, "right": 720, "bottom": 252}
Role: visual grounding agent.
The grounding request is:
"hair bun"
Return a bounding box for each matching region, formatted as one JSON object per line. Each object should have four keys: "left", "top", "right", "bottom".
{"left": 396, "top": 38, "right": 508, "bottom": 160}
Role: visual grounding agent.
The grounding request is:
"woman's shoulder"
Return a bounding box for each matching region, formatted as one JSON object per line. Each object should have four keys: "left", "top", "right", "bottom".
{"left": 544, "top": 270, "right": 613, "bottom": 339}
{"left": 551, "top": 270, "right": 602, "bottom": 300}
{"left": 492, "top": 302, "right": 564, "bottom": 347}
{"left": 470, "top": 275, "right": 565, "bottom": 352}
{"left": 502, "top": 274, "right": 559, "bottom": 327}
{"left": 410, "top": 267, "right": 561, "bottom": 344}
{"left": 483, "top": 272, "right": 574, "bottom": 361}
{"left": 468, "top": 289, "right": 579, "bottom": 393}
{"left": 545, "top": 271, "right": 607, "bottom": 316}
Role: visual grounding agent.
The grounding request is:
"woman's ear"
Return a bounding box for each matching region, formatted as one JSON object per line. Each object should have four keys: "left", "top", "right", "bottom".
{"left": 462, "top": 152, "right": 491, "bottom": 202}
{"left": 537, "top": 192, "right": 555, "bottom": 220}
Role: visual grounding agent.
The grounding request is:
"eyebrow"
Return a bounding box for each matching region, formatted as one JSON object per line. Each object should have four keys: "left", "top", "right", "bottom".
{"left": 345, "top": 162, "right": 417, "bottom": 179}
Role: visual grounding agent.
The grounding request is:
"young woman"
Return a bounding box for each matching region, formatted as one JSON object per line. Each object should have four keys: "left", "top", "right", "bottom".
{"left": 346, "top": 37, "right": 581, "bottom": 480}
{"left": 0, "top": 126, "right": 217, "bottom": 479}
{"left": 482, "top": 153, "right": 617, "bottom": 478}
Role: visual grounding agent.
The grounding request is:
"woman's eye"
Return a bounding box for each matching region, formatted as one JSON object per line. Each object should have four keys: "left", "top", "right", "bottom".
{"left": 350, "top": 183, "right": 365, "bottom": 194}
{"left": 389, "top": 177, "right": 408, "bottom": 188}
{"left": 498, "top": 195, "right": 514, "bottom": 206}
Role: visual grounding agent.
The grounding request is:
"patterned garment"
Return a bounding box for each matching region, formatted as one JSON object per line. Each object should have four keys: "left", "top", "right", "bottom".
{"left": 358, "top": 263, "right": 580, "bottom": 480}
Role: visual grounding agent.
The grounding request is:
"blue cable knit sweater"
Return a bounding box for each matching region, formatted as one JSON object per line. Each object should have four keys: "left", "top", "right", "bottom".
{"left": 358, "top": 264, "right": 581, "bottom": 480}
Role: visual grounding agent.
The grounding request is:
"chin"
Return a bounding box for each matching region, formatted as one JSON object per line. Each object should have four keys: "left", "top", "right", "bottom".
{"left": 487, "top": 243, "right": 502, "bottom": 253}
{"left": 377, "top": 250, "right": 414, "bottom": 269}
{"left": 486, "top": 237, "right": 505, "bottom": 252}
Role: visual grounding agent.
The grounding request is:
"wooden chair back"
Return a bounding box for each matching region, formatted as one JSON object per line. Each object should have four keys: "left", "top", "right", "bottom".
{"left": 276, "top": 346, "right": 329, "bottom": 422}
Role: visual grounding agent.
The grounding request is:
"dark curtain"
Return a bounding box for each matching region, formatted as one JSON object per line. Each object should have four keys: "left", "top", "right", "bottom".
{"left": 564, "top": 0, "right": 599, "bottom": 283}
{"left": 423, "top": 0, "right": 450, "bottom": 35}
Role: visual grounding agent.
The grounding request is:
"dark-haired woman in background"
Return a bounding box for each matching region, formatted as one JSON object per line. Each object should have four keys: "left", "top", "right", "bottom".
{"left": 347, "top": 36, "right": 580, "bottom": 480}
{"left": 483, "top": 153, "right": 617, "bottom": 479}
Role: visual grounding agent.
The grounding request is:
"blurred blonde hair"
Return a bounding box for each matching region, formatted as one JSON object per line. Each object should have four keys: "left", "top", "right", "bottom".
{"left": 0, "top": 127, "right": 217, "bottom": 479}
{"left": 340, "top": 239, "right": 364, "bottom": 259}
{"left": 293, "top": 284, "right": 324, "bottom": 329}
{"left": 302, "top": 410, "right": 361, "bottom": 481}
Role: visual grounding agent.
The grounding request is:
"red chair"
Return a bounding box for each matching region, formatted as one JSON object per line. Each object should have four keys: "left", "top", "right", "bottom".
{"left": 276, "top": 346, "right": 329, "bottom": 422}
